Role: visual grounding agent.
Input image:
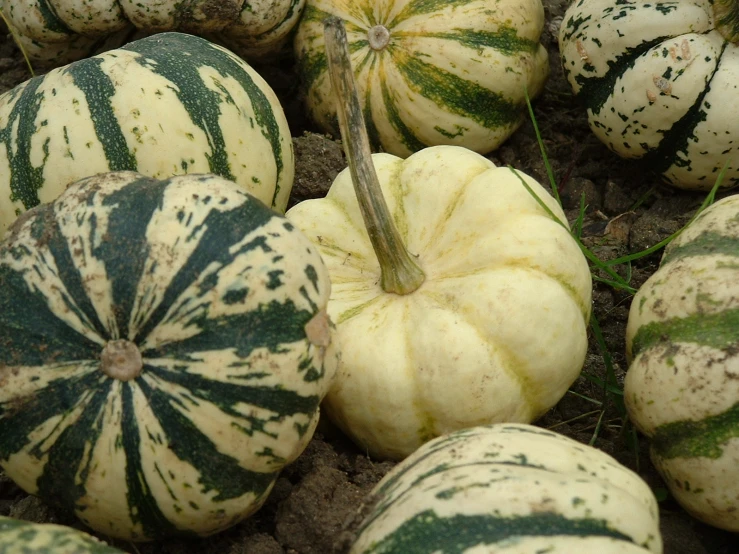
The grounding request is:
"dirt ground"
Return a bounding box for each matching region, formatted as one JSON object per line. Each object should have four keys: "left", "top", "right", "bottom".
{"left": 0, "top": 1, "right": 737, "bottom": 553}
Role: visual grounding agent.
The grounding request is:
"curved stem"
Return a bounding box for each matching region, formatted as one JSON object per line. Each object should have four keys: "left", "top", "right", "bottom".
{"left": 714, "top": 0, "right": 739, "bottom": 42}
{"left": 323, "top": 17, "right": 425, "bottom": 295}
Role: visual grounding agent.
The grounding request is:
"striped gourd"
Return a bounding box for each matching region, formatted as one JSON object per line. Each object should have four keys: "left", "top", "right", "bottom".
{"left": 0, "top": 32, "right": 294, "bottom": 240}
{"left": 625, "top": 194, "right": 739, "bottom": 531}
{"left": 0, "top": 0, "right": 305, "bottom": 66}
{"left": 293, "top": 0, "right": 550, "bottom": 157}
{"left": 558, "top": 0, "right": 739, "bottom": 190}
{"left": 0, "top": 516, "right": 125, "bottom": 554}
{"left": 0, "top": 171, "right": 338, "bottom": 541}
{"left": 349, "top": 423, "right": 663, "bottom": 553}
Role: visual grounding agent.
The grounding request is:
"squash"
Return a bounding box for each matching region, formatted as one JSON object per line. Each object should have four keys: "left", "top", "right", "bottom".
{"left": 286, "top": 18, "right": 592, "bottom": 461}
{"left": 624, "top": 194, "right": 739, "bottom": 531}
{"left": 0, "top": 170, "right": 338, "bottom": 541}
{"left": 0, "top": 31, "right": 294, "bottom": 240}
{"left": 349, "top": 423, "right": 663, "bottom": 554}
{"left": 558, "top": 0, "right": 739, "bottom": 190}
{"left": 293, "top": 0, "right": 550, "bottom": 157}
{"left": 0, "top": 516, "right": 125, "bottom": 554}
{"left": 0, "top": 0, "right": 305, "bottom": 66}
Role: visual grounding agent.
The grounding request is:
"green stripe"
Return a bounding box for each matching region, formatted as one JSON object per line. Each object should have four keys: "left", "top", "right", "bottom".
{"left": 0, "top": 368, "right": 102, "bottom": 461}
{"left": 379, "top": 76, "right": 426, "bottom": 153}
{"left": 298, "top": 5, "right": 369, "bottom": 88}
{"left": 135, "top": 376, "right": 276, "bottom": 503}
{"left": 37, "top": 0, "right": 73, "bottom": 35}
{"left": 641, "top": 41, "right": 728, "bottom": 179}
{"left": 133, "top": 189, "right": 277, "bottom": 342}
{"left": 298, "top": 3, "right": 334, "bottom": 25}
{"left": 0, "top": 77, "right": 48, "bottom": 209}
{"left": 362, "top": 510, "right": 636, "bottom": 553}
{"left": 0, "top": 217, "right": 102, "bottom": 367}
{"left": 123, "top": 33, "right": 286, "bottom": 204}
{"left": 148, "top": 363, "right": 320, "bottom": 428}
{"left": 393, "top": 50, "right": 522, "bottom": 130}
{"left": 146, "top": 298, "right": 316, "bottom": 374}
{"left": 32, "top": 199, "right": 110, "bottom": 340}
{"left": 571, "top": 37, "right": 667, "bottom": 115}
{"left": 630, "top": 308, "right": 739, "bottom": 356}
{"left": 393, "top": 0, "right": 476, "bottom": 26}
{"left": 119, "top": 383, "right": 185, "bottom": 539}
{"left": 64, "top": 59, "right": 137, "bottom": 171}
{"left": 662, "top": 231, "right": 739, "bottom": 264}
{"left": 420, "top": 28, "right": 539, "bottom": 56}
{"left": 91, "top": 175, "right": 170, "bottom": 338}
{"left": 651, "top": 400, "right": 739, "bottom": 460}
{"left": 32, "top": 376, "right": 114, "bottom": 514}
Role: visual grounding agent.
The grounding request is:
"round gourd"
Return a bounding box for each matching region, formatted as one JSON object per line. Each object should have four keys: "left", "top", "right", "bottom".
{"left": 558, "top": 0, "right": 739, "bottom": 190}
{"left": 286, "top": 19, "right": 592, "bottom": 461}
{"left": 625, "top": 194, "right": 739, "bottom": 531}
{"left": 0, "top": 516, "right": 125, "bottom": 554}
{"left": 0, "top": 32, "right": 294, "bottom": 239}
{"left": 294, "top": 0, "right": 550, "bottom": 157}
{"left": 0, "top": 0, "right": 305, "bottom": 66}
{"left": 349, "top": 423, "right": 663, "bottom": 553}
{"left": 0, "top": 171, "right": 338, "bottom": 541}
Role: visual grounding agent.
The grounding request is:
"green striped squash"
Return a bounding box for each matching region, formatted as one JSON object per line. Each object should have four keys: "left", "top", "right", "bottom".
{"left": 558, "top": 0, "right": 739, "bottom": 190}
{"left": 0, "top": 31, "right": 294, "bottom": 239}
{"left": 0, "top": 516, "right": 125, "bottom": 554}
{"left": 625, "top": 194, "right": 739, "bottom": 532}
{"left": 0, "top": 170, "right": 338, "bottom": 541}
{"left": 0, "top": 0, "right": 305, "bottom": 66}
{"left": 293, "top": 0, "right": 549, "bottom": 157}
{"left": 349, "top": 423, "right": 662, "bottom": 553}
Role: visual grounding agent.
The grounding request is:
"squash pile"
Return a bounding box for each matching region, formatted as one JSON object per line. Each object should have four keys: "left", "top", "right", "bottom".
{"left": 1, "top": 0, "right": 738, "bottom": 549}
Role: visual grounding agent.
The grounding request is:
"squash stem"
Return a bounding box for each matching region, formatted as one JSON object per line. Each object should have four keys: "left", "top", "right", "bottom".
{"left": 714, "top": 0, "right": 739, "bottom": 42}
{"left": 323, "top": 17, "right": 425, "bottom": 295}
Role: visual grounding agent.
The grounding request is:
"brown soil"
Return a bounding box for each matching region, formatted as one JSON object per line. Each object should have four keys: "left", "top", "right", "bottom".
{"left": 0, "top": 1, "right": 737, "bottom": 553}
